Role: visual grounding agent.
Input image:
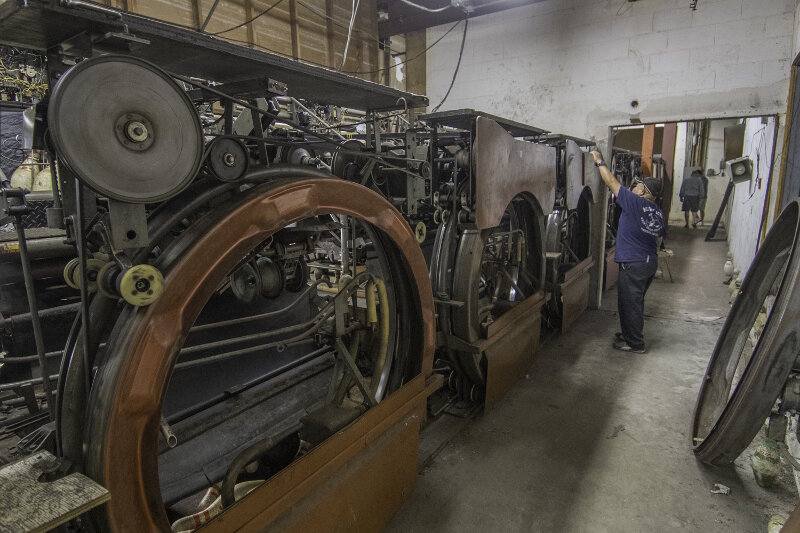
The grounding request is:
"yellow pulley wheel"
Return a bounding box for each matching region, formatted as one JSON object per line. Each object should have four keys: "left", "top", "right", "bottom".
{"left": 63, "top": 258, "right": 80, "bottom": 289}
{"left": 64, "top": 257, "right": 105, "bottom": 292}
{"left": 414, "top": 221, "right": 427, "bottom": 243}
{"left": 118, "top": 264, "right": 164, "bottom": 307}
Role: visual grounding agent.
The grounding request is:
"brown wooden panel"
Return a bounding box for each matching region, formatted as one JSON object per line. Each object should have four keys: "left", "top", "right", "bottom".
{"left": 661, "top": 122, "right": 678, "bottom": 215}
{"left": 641, "top": 124, "right": 655, "bottom": 178}
{"left": 484, "top": 294, "right": 544, "bottom": 411}
{"left": 201, "top": 374, "right": 430, "bottom": 532}
{"left": 124, "top": 0, "right": 379, "bottom": 72}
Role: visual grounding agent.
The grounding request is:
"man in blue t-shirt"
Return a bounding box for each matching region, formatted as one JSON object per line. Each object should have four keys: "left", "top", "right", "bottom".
{"left": 591, "top": 150, "right": 665, "bottom": 353}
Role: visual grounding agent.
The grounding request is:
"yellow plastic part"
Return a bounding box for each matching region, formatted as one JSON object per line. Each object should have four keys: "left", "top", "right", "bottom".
{"left": 365, "top": 280, "right": 377, "bottom": 325}
{"left": 64, "top": 257, "right": 104, "bottom": 292}
{"left": 337, "top": 274, "right": 353, "bottom": 292}
{"left": 119, "top": 264, "right": 164, "bottom": 307}
{"left": 63, "top": 258, "right": 80, "bottom": 289}
{"left": 368, "top": 278, "right": 390, "bottom": 395}
{"left": 414, "top": 221, "right": 426, "bottom": 243}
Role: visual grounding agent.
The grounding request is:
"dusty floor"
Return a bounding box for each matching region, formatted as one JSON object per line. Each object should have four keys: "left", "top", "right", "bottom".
{"left": 387, "top": 226, "right": 798, "bottom": 532}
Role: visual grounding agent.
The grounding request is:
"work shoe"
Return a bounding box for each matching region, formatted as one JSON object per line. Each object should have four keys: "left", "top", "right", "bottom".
{"left": 613, "top": 338, "right": 646, "bottom": 353}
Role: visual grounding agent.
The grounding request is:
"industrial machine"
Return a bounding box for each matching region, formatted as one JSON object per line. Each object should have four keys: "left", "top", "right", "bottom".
{"left": 0, "top": 2, "right": 603, "bottom": 530}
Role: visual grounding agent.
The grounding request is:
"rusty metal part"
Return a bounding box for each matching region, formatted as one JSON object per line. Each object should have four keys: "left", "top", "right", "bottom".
{"left": 81, "top": 178, "right": 434, "bottom": 531}
{"left": 566, "top": 141, "right": 601, "bottom": 209}
{"left": 559, "top": 256, "right": 594, "bottom": 333}
{"left": 583, "top": 151, "right": 603, "bottom": 204}
{"left": 473, "top": 116, "right": 555, "bottom": 230}
{"left": 566, "top": 140, "right": 585, "bottom": 211}
{"left": 692, "top": 199, "right": 800, "bottom": 465}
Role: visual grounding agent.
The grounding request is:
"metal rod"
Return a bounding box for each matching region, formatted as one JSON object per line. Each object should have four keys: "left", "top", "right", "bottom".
{"left": 166, "top": 346, "right": 333, "bottom": 424}
{"left": 73, "top": 181, "right": 92, "bottom": 398}
{"left": 0, "top": 373, "right": 59, "bottom": 393}
{"left": 12, "top": 214, "right": 56, "bottom": 420}
{"left": 1, "top": 349, "right": 61, "bottom": 364}
{"left": 188, "top": 283, "right": 315, "bottom": 334}
{"left": 178, "top": 311, "right": 325, "bottom": 357}
{"left": 176, "top": 337, "right": 316, "bottom": 370}
{"left": 0, "top": 303, "right": 80, "bottom": 327}
{"left": 340, "top": 214, "right": 350, "bottom": 275}
{"left": 159, "top": 416, "right": 178, "bottom": 448}
{"left": 199, "top": 0, "right": 222, "bottom": 31}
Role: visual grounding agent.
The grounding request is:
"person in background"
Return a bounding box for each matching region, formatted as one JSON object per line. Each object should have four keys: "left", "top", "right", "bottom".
{"left": 590, "top": 149, "right": 665, "bottom": 354}
{"left": 680, "top": 169, "right": 704, "bottom": 228}
{"left": 698, "top": 171, "right": 709, "bottom": 225}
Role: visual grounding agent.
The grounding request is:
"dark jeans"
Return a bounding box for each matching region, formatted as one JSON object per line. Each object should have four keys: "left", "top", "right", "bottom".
{"left": 617, "top": 259, "right": 658, "bottom": 349}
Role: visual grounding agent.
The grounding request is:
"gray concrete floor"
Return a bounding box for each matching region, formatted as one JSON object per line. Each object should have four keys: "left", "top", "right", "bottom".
{"left": 388, "top": 226, "right": 798, "bottom": 532}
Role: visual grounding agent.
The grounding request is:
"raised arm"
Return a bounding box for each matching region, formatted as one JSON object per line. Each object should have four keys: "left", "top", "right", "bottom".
{"left": 589, "top": 150, "right": 621, "bottom": 196}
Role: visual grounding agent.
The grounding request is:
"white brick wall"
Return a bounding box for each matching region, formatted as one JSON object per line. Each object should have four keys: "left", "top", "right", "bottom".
{"left": 426, "top": 0, "right": 797, "bottom": 141}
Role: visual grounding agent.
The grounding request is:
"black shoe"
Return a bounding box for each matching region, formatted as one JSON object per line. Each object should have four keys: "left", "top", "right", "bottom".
{"left": 613, "top": 339, "right": 646, "bottom": 353}
{"left": 692, "top": 222, "right": 697, "bottom": 228}
{"left": 614, "top": 331, "right": 624, "bottom": 340}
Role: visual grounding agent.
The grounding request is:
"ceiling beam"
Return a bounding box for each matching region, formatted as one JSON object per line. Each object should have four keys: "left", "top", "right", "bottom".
{"left": 378, "top": 0, "right": 547, "bottom": 38}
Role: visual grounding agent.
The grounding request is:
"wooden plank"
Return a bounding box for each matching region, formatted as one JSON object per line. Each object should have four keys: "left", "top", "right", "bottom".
{"left": 641, "top": 124, "right": 655, "bottom": 178}
{"left": 244, "top": 0, "right": 255, "bottom": 46}
{"left": 191, "top": 0, "right": 202, "bottom": 29}
{"left": 325, "top": 0, "right": 335, "bottom": 67}
{"left": 0, "top": 451, "right": 109, "bottom": 533}
{"left": 484, "top": 295, "right": 543, "bottom": 411}
{"left": 201, "top": 373, "right": 429, "bottom": 532}
{"left": 289, "top": 0, "right": 300, "bottom": 59}
{"left": 405, "top": 30, "right": 426, "bottom": 98}
{"left": 661, "top": 122, "right": 677, "bottom": 215}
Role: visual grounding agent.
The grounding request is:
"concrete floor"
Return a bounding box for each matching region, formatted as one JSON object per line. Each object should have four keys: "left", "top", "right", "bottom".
{"left": 388, "top": 226, "right": 798, "bottom": 532}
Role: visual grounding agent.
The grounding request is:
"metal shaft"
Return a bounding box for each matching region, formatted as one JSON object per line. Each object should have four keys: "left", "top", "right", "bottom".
{"left": 12, "top": 215, "right": 56, "bottom": 420}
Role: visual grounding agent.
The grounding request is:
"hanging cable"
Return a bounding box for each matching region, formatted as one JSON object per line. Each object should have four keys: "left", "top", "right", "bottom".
{"left": 342, "top": 19, "right": 462, "bottom": 75}
{"left": 431, "top": 18, "right": 468, "bottom": 113}
{"left": 208, "top": 0, "right": 286, "bottom": 35}
{"left": 339, "top": 0, "right": 362, "bottom": 71}
{"left": 398, "top": 0, "right": 451, "bottom": 12}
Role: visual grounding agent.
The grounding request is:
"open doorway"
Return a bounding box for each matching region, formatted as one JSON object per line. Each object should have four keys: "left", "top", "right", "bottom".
{"left": 607, "top": 115, "right": 779, "bottom": 276}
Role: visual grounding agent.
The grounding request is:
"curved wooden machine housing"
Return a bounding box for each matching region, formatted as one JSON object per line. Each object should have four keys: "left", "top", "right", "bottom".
{"left": 537, "top": 133, "right": 605, "bottom": 333}
{"left": 0, "top": 3, "right": 438, "bottom": 532}
{"left": 421, "top": 110, "right": 556, "bottom": 411}
{"left": 0, "top": 3, "right": 608, "bottom": 530}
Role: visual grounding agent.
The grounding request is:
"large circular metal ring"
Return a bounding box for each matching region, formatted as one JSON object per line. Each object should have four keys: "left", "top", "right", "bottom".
{"left": 692, "top": 199, "right": 800, "bottom": 465}
{"left": 82, "top": 179, "right": 434, "bottom": 531}
{"left": 48, "top": 55, "right": 203, "bottom": 203}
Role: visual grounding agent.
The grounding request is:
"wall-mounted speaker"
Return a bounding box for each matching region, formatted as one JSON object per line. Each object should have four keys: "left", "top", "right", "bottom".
{"left": 727, "top": 157, "right": 753, "bottom": 184}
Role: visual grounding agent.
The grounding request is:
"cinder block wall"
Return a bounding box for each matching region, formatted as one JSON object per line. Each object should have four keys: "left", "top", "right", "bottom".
{"left": 426, "top": 0, "right": 796, "bottom": 141}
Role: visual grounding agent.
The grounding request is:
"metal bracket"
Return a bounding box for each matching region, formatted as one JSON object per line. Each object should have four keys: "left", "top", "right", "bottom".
{"left": 335, "top": 338, "right": 377, "bottom": 407}
{"left": 108, "top": 199, "right": 149, "bottom": 249}
{"left": 267, "top": 79, "right": 288, "bottom": 96}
